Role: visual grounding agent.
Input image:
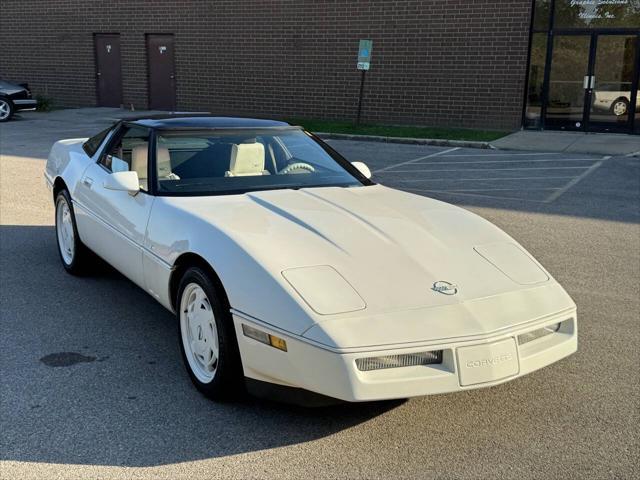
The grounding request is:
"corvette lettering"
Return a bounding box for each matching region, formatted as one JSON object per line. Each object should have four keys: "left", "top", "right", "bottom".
{"left": 465, "top": 354, "right": 513, "bottom": 368}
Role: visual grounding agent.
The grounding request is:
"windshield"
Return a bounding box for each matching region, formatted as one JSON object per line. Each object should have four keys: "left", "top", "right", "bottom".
{"left": 154, "top": 128, "right": 366, "bottom": 195}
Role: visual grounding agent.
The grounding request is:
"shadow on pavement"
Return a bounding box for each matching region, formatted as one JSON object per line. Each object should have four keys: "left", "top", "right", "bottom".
{"left": 0, "top": 225, "right": 402, "bottom": 467}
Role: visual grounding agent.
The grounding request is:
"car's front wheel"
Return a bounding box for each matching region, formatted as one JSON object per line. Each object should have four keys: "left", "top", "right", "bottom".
{"left": 0, "top": 98, "right": 14, "bottom": 122}
{"left": 55, "top": 189, "right": 91, "bottom": 274}
{"left": 177, "top": 267, "right": 243, "bottom": 400}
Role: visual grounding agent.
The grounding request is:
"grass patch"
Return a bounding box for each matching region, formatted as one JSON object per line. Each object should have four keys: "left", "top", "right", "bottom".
{"left": 35, "top": 95, "right": 55, "bottom": 112}
{"left": 287, "top": 119, "right": 509, "bottom": 142}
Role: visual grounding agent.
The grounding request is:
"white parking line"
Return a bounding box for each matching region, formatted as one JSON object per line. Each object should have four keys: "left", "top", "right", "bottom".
{"left": 373, "top": 147, "right": 460, "bottom": 173}
{"left": 403, "top": 187, "right": 548, "bottom": 203}
{"left": 397, "top": 176, "right": 577, "bottom": 182}
{"left": 543, "top": 156, "right": 609, "bottom": 203}
{"left": 374, "top": 148, "right": 606, "bottom": 204}
{"left": 411, "top": 158, "right": 598, "bottom": 165}
{"left": 417, "top": 187, "right": 559, "bottom": 192}
{"left": 382, "top": 166, "right": 593, "bottom": 173}
{"left": 440, "top": 152, "right": 562, "bottom": 157}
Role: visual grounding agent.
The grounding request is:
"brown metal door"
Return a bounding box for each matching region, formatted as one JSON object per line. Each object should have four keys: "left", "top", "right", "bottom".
{"left": 94, "top": 34, "right": 123, "bottom": 107}
{"left": 146, "top": 34, "right": 176, "bottom": 111}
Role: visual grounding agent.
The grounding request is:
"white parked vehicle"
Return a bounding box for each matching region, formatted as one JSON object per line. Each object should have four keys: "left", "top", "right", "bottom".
{"left": 592, "top": 83, "right": 640, "bottom": 117}
{"left": 44, "top": 115, "right": 577, "bottom": 404}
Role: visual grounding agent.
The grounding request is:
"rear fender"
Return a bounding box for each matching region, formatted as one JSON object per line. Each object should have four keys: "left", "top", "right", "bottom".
{"left": 45, "top": 139, "right": 92, "bottom": 198}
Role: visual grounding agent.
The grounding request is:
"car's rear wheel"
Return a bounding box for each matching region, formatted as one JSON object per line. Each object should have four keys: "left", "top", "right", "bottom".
{"left": 611, "top": 98, "right": 629, "bottom": 117}
{"left": 0, "top": 98, "right": 14, "bottom": 122}
{"left": 177, "top": 267, "right": 243, "bottom": 400}
{"left": 55, "top": 189, "right": 91, "bottom": 275}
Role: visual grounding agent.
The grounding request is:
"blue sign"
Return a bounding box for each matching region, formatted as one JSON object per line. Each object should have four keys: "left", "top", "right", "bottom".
{"left": 357, "top": 39, "right": 373, "bottom": 70}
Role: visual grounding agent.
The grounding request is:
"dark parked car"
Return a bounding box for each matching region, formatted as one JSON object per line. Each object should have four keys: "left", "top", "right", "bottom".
{"left": 0, "top": 80, "right": 37, "bottom": 122}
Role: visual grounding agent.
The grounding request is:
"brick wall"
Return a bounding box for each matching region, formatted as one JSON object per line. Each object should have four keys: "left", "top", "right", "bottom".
{"left": 0, "top": 1, "right": 533, "bottom": 130}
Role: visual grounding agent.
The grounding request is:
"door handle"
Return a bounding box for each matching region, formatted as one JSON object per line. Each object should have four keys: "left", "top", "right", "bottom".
{"left": 83, "top": 177, "right": 94, "bottom": 188}
{"left": 584, "top": 76, "right": 596, "bottom": 90}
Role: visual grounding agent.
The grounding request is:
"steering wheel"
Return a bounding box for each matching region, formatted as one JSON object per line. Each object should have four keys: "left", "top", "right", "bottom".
{"left": 279, "top": 162, "right": 316, "bottom": 174}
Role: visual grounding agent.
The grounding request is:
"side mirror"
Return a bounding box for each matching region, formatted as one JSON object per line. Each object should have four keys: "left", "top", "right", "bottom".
{"left": 109, "top": 155, "right": 129, "bottom": 173}
{"left": 103, "top": 171, "right": 140, "bottom": 195}
{"left": 351, "top": 161, "right": 372, "bottom": 179}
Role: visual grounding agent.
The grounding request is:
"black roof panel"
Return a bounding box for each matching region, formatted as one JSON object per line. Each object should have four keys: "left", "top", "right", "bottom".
{"left": 124, "top": 114, "right": 291, "bottom": 129}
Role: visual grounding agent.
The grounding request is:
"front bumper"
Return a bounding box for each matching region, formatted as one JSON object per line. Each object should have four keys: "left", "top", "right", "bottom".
{"left": 233, "top": 310, "right": 577, "bottom": 402}
{"left": 13, "top": 99, "right": 37, "bottom": 111}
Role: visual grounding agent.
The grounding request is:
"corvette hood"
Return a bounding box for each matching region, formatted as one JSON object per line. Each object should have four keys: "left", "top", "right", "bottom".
{"left": 180, "top": 185, "right": 559, "bottom": 320}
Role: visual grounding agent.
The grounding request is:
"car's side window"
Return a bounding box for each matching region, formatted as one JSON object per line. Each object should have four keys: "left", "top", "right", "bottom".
{"left": 99, "top": 126, "right": 151, "bottom": 191}
{"left": 82, "top": 126, "right": 113, "bottom": 157}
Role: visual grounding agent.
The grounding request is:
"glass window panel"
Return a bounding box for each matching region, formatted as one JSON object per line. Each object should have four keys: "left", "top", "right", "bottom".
{"left": 82, "top": 126, "right": 112, "bottom": 157}
{"left": 590, "top": 35, "right": 637, "bottom": 128}
{"left": 554, "top": 0, "right": 640, "bottom": 29}
{"left": 636, "top": 93, "right": 640, "bottom": 132}
{"left": 525, "top": 34, "right": 549, "bottom": 128}
{"left": 154, "top": 129, "right": 364, "bottom": 196}
{"left": 533, "top": 0, "right": 552, "bottom": 30}
{"left": 545, "top": 35, "right": 591, "bottom": 129}
{"left": 100, "top": 126, "right": 151, "bottom": 190}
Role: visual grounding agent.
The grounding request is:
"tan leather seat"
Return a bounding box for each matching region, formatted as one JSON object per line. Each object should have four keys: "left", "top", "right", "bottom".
{"left": 131, "top": 144, "right": 176, "bottom": 190}
{"left": 157, "top": 146, "right": 173, "bottom": 179}
{"left": 225, "top": 143, "right": 269, "bottom": 177}
{"left": 131, "top": 143, "right": 149, "bottom": 190}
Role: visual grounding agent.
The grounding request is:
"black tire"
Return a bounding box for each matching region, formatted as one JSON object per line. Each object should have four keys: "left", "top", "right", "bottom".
{"left": 610, "top": 98, "right": 629, "bottom": 117}
{"left": 54, "top": 189, "right": 92, "bottom": 275}
{"left": 0, "top": 98, "right": 14, "bottom": 122}
{"left": 176, "top": 267, "right": 244, "bottom": 401}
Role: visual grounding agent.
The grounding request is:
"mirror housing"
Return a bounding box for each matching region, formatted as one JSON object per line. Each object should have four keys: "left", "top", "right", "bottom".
{"left": 103, "top": 171, "right": 140, "bottom": 195}
{"left": 351, "top": 161, "right": 372, "bottom": 179}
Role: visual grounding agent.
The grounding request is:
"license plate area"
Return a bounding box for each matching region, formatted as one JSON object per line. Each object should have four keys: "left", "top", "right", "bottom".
{"left": 456, "top": 338, "right": 519, "bottom": 386}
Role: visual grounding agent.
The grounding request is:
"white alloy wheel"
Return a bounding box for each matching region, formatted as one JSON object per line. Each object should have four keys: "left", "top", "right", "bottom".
{"left": 612, "top": 100, "right": 628, "bottom": 116}
{"left": 0, "top": 100, "right": 11, "bottom": 121}
{"left": 180, "top": 283, "right": 220, "bottom": 384}
{"left": 56, "top": 195, "right": 75, "bottom": 265}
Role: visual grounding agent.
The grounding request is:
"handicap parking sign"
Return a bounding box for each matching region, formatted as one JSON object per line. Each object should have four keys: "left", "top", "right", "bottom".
{"left": 357, "top": 40, "right": 373, "bottom": 70}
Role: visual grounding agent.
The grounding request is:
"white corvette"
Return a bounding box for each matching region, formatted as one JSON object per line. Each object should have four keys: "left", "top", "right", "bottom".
{"left": 44, "top": 115, "right": 577, "bottom": 404}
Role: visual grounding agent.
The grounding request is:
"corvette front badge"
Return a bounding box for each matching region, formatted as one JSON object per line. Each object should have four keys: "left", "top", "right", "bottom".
{"left": 432, "top": 281, "right": 458, "bottom": 296}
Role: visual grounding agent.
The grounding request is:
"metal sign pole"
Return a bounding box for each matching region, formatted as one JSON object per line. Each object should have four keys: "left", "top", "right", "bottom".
{"left": 356, "top": 69, "right": 366, "bottom": 125}
{"left": 356, "top": 39, "right": 372, "bottom": 126}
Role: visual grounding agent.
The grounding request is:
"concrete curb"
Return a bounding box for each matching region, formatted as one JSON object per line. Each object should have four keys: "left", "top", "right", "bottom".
{"left": 316, "top": 132, "right": 492, "bottom": 149}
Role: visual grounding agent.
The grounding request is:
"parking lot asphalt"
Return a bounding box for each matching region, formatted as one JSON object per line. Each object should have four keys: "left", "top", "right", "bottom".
{"left": 1, "top": 110, "right": 639, "bottom": 480}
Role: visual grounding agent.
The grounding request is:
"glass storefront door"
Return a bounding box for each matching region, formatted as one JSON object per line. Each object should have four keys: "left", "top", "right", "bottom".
{"left": 526, "top": 0, "right": 640, "bottom": 134}
{"left": 545, "top": 35, "right": 592, "bottom": 130}
{"left": 544, "top": 33, "right": 639, "bottom": 133}
{"left": 588, "top": 35, "right": 638, "bottom": 132}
